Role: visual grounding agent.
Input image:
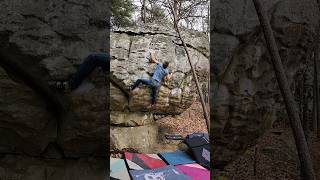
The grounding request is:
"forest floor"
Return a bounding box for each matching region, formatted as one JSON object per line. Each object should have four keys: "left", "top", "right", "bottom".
{"left": 156, "top": 101, "right": 208, "bottom": 141}
{"left": 310, "top": 136, "right": 320, "bottom": 179}
{"left": 110, "top": 100, "right": 208, "bottom": 158}
{"left": 215, "top": 122, "right": 320, "bottom": 180}
{"left": 153, "top": 100, "right": 209, "bottom": 152}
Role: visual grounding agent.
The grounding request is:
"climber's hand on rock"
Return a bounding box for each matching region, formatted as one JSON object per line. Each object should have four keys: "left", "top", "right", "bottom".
{"left": 165, "top": 73, "right": 173, "bottom": 81}
{"left": 149, "top": 52, "right": 159, "bottom": 64}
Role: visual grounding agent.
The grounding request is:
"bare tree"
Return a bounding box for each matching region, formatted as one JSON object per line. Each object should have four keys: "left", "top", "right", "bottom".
{"left": 141, "top": 0, "right": 146, "bottom": 23}
{"left": 166, "top": 0, "right": 210, "bottom": 132}
{"left": 133, "top": 0, "right": 209, "bottom": 31}
{"left": 252, "top": 0, "right": 315, "bottom": 179}
{"left": 159, "top": 0, "right": 209, "bottom": 32}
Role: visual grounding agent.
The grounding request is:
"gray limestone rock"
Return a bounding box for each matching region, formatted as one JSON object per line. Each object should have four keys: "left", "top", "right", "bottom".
{"left": 212, "top": 0, "right": 320, "bottom": 167}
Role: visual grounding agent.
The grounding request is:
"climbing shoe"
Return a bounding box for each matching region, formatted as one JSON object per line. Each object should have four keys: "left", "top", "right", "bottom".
{"left": 128, "top": 85, "right": 134, "bottom": 92}
{"left": 147, "top": 103, "right": 156, "bottom": 110}
{"left": 48, "top": 80, "right": 71, "bottom": 93}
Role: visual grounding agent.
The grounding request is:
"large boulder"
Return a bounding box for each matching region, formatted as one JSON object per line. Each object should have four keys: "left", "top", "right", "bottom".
{"left": 110, "top": 111, "right": 154, "bottom": 126}
{"left": 212, "top": 0, "right": 319, "bottom": 167}
{"left": 0, "top": 0, "right": 108, "bottom": 178}
{"left": 111, "top": 25, "right": 209, "bottom": 114}
{"left": 110, "top": 24, "right": 209, "bottom": 152}
{"left": 110, "top": 124, "right": 159, "bottom": 153}
{"left": 0, "top": 66, "right": 57, "bottom": 155}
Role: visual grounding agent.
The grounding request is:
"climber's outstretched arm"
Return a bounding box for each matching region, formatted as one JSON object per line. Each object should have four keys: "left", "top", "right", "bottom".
{"left": 149, "top": 52, "right": 159, "bottom": 64}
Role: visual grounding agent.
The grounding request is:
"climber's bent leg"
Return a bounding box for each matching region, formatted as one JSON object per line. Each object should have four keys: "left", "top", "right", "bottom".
{"left": 70, "top": 53, "right": 109, "bottom": 90}
{"left": 150, "top": 81, "right": 160, "bottom": 105}
{"left": 131, "top": 79, "right": 152, "bottom": 90}
{"left": 94, "top": 53, "right": 109, "bottom": 72}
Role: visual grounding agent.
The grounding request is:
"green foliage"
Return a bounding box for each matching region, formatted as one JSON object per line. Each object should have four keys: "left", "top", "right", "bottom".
{"left": 111, "top": 0, "right": 133, "bottom": 27}
{"left": 144, "top": 0, "right": 167, "bottom": 23}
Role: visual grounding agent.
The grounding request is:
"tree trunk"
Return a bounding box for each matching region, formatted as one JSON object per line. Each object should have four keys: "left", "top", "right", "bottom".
{"left": 252, "top": 0, "right": 315, "bottom": 179}
{"left": 301, "top": 51, "right": 314, "bottom": 142}
{"left": 167, "top": 0, "right": 210, "bottom": 133}
{"left": 141, "top": 0, "right": 146, "bottom": 23}
{"left": 315, "top": 48, "right": 320, "bottom": 137}
{"left": 172, "top": 0, "right": 180, "bottom": 31}
{"left": 207, "top": 2, "right": 210, "bottom": 34}
{"left": 313, "top": 51, "right": 318, "bottom": 134}
{"left": 315, "top": 0, "right": 320, "bottom": 138}
{"left": 253, "top": 146, "right": 257, "bottom": 176}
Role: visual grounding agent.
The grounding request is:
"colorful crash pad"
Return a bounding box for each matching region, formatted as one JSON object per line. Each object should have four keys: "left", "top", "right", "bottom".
{"left": 124, "top": 152, "right": 167, "bottom": 170}
{"left": 130, "top": 165, "right": 192, "bottom": 180}
{"left": 159, "top": 150, "right": 195, "bottom": 165}
{"left": 110, "top": 158, "right": 130, "bottom": 180}
{"left": 176, "top": 163, "right": 210, "bottom": 180}
{"left": 184, "top": 133, "right": 210, "bottom": 169}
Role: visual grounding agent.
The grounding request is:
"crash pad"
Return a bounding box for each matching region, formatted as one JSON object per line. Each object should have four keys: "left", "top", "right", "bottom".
{"left": 184, "top": 133, "right": 210, "bottom": 169}
{"left": 124, "top": 152, "right": 167, "bottom": 170}
{"left": 176, "top": 163, "right": 210, "bottom": 180}
{"left": 110, "top": 158, "right": 130, "bottom": 180}
{"left": 130, "top": 165, "right": 192, "bottom": 180}
{"left": 159, "top": 150, "right": 195, "bottom": 165}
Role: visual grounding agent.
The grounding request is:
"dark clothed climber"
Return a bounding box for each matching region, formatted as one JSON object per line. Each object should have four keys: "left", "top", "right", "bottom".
{"left": 130, "top": 52, "right": 174, "bottom": 108}
{"left": 51, "top": 53, "right": 109, "bottom": 92}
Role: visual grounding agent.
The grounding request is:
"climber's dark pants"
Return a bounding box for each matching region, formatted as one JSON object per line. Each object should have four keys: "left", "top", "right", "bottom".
{"left": 70, "top": 53, "right": 109, "bottom": 90}
{"left": 132, "top": 78, "right": 160, "bottom": 105}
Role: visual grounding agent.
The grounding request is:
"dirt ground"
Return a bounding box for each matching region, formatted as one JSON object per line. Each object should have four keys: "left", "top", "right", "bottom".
{"left": 214, "top": 123, "right": 320, "bottom": 180}
{"left": 310, "top": 136, "right": 320, "bottom": 180}
{"left": 110, "top": 101, "right": 209, "bottom": 158}
{"left": 218, "top": 128, "right": 301, "bottom": 180}
{"left": 157, "top": 101, "right": 208, "bottom": 140}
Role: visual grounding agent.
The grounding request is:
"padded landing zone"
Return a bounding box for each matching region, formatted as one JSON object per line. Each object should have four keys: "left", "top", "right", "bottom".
{"left": 159, "top": 150, "right": 195, "bottom": 166}
{"left": 130, "top": 165, "right": 192, "bottom": 180}
{"left": 110, "top": 158, "right": 130, "bottom": 180}
{"left": 176, "top": 163, "right": 210, "bottom": 180}
{"left": 125, "top": 152, "right": 167, "bottom": 170}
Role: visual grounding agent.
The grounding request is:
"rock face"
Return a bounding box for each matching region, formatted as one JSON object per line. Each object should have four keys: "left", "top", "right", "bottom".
{"left": 110, "top": 24, "right": 209, "bottom": 152}
{"left": 0, "top": 155, "right": 106, "bottom": 180}
{"left": 212, "top": 0, "right": 320, "bottom": 167}
{"left": 0, "top": 0, "right": 108, "bottom": 178}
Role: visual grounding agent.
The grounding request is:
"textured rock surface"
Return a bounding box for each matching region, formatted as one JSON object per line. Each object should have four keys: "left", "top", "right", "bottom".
{"left": 212, "top": 0, "right": 320, "bottom": 167}
{"left": 111, "top": 24, "right": 209, "bottom": 114}
{"left": 110, "top": 24, "right": 209, "bottom": 152}
{"left": 0, "top": 0, "right": 108, "bottom": 178}
{"left": 0, "top": 155, "right": 106, "bottom": 180}
{"left": 0, "top": 66, "right": 57, "bottom": 155}
{"left": 111, "top": 111, "right": 154, "bottom": 126}
{"left": 110, "top": 124, "right": 159, "bottom": 153}
{"left": 0, "top": 0, "right": 107, "bottom": 158}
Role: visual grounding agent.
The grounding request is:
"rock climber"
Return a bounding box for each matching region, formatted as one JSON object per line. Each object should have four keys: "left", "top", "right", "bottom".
{"left": 51, "top": 52, "right": 108, "bottom": 92}
{"left": 130, "top": 51, "right": 174, "bottom": 109}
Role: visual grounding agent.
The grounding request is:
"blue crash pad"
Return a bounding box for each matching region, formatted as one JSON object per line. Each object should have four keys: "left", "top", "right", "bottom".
{"left": 159, "top": 150, "right": 195, "bottom": 166}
